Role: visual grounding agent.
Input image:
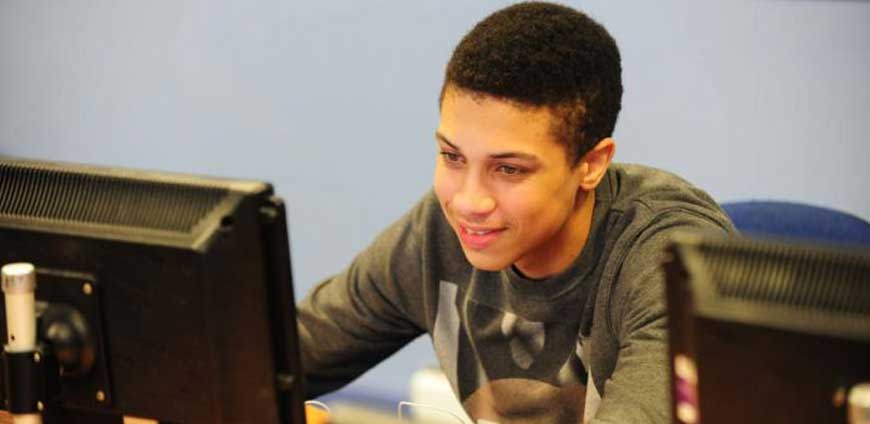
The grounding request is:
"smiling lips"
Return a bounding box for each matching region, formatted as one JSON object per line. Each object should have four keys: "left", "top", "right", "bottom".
{"left": 458, "top": 224, "right": 506, "bottom": 250}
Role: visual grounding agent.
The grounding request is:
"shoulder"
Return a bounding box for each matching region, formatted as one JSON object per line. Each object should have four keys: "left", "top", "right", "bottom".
{"left": 364, "top": 190, "right": 464, "bottom": 268}
{"left": 601, "top": 163, "right": 734, "bottom": 237}
{"left": 599, "top": 164, "right": 735, "bottom": 285}
{"left": 371, "top": 190, "right": 445, "bottom": 246}
{"left": 595, "top": 164, "right": 735, "bottom": 331}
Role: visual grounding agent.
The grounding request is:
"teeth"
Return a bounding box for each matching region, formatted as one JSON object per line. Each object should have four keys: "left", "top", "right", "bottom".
{"left": 467, "top": 229, "right": 492, "bottom": 236}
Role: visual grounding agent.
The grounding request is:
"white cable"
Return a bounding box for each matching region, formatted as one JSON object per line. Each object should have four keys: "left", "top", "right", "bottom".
{"left": 304, "top": 400, "right": 332, "bottom": 414}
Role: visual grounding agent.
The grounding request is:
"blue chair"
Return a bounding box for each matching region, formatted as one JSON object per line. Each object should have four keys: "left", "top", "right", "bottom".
{"left": 721, "top": 200, "right": 870, "bottom": 247}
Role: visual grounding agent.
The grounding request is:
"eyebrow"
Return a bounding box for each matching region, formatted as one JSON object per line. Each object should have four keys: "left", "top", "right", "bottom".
{"left": 435, "top": 132, "right": 540, "bottom": 162}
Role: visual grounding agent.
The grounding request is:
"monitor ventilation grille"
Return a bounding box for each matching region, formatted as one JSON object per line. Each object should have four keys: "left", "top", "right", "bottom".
{"left": 0, "top": 163, "right": 228, "bottom": 233}
{"left": 701, "top": 241, "right": 870, "bottom": 316}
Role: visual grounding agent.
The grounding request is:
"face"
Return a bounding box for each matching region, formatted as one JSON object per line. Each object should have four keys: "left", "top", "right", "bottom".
{"left": 434, "top": 87, "right": 593, "bottom": 279}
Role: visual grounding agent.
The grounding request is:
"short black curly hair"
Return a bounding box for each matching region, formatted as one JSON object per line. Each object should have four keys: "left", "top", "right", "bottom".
{"left": 442, "top": 2, "right": 622, "bottom": 165}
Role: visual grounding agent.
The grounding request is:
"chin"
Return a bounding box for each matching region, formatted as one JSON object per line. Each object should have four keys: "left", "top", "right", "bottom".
{"left": 463, "top": 248, "right": 512, "bottom": 272}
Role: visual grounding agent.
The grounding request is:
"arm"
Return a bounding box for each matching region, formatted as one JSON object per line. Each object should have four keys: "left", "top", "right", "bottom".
{"left": 591, "top": 214, "right": 732, "bottom": 423}
{"left": 297, "top": 204, "right": 428, "bottom": 397}
{"left": 590, "top": 262, "right": 669, "bottom": 423}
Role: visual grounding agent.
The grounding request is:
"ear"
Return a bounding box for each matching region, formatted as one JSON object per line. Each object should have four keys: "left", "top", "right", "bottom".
{"left": 577, "top": 138, "right": 615, "bottom": 191}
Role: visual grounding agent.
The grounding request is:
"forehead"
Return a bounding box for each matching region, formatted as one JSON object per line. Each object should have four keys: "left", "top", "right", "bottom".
{"left": 438, "top": 88, "right": 565, "bottom": 157}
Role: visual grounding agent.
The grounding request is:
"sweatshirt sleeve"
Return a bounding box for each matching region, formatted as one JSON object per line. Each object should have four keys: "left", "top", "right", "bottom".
{"left": 296, "top": 200, "right": 430, "bottom": 398}
{"left": 590, "top": 210, "right": 733, "bottom": 423}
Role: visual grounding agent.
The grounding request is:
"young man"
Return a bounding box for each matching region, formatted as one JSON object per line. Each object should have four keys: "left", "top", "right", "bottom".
{"left": 297, "top": 2, "right": 734, "bottom": 423}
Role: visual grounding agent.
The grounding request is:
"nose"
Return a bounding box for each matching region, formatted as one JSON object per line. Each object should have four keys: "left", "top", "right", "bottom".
{"left": 452, "top": 175, "right": 496, "bottom": 219}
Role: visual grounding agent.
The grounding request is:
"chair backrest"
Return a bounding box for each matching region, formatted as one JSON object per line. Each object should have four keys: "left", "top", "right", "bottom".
{"left": 721, "top": 200, "right": 870, "bottom": 246}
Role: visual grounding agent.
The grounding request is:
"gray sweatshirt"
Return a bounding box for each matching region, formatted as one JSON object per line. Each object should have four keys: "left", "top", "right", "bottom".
{"left": 297, "top": 163, "right": 735, "bottom": 423}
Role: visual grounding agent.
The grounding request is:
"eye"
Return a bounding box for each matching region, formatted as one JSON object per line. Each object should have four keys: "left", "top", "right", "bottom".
{"left": 496, "top": 164, "right": 524, "bottom": 176}
{"left": 440, "top": 151, "right": 464, "bottom": 164}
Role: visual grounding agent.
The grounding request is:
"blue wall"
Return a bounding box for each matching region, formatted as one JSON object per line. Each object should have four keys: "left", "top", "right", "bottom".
{"left": 2, "top": 0, "right": 869, "bottom": 403}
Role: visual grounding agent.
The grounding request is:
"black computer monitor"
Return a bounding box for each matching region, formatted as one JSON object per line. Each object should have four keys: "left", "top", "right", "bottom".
{"left": 0, "top": 157, "right": 306, "bottom": 423}
{"left": 664, "top": 233, "right": 870, "bottom": 424}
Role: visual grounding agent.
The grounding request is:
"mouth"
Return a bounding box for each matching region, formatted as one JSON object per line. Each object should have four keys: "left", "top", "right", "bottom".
{"left": 457, "top": 224, "right": 505, "bottom": 250}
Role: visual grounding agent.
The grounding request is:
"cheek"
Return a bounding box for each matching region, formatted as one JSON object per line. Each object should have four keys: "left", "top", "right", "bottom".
{"left": 433, "top": 166, "right": 455, "bottom": 206}
{"left": 502, "top": 184, "right": 573, "bottom": 229}
{"left": 512, "top": 197, "right": 557, "bottom": 227}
